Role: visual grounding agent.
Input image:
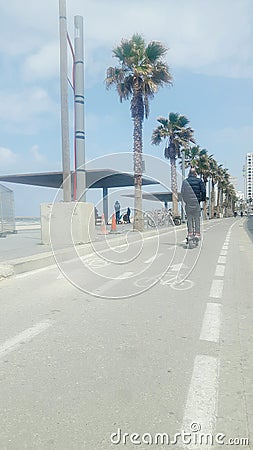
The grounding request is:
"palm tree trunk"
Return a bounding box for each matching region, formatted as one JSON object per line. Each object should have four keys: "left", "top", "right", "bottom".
{"left": 203, "top": 200, "right": 207, "bottom": 220}
{"left": 203, "top": 181, "right": 208, "bottom": 220}
{"left": 216, "top": 185, "right": 221, "bottom": 217}
{"left": 211, "top": 182, "right": 215, "bottom": 218}
{"left": 220, "top": 190, "right": 224, "bottom": 217}
{"left": 133, "top": 115, "right": 143, "bottom": 231}
{"left": 170, "top": 156, "right": 178, "bottom": 216}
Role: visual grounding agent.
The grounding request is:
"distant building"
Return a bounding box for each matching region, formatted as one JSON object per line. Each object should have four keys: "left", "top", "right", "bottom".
{"left": 244, "top": 153, "right": 253, "bottom": 200}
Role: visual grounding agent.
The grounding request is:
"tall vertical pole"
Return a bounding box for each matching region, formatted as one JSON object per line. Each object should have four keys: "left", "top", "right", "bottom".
{"left": 208, "top": 178, "right": 212, "bottom": 219}
{"left": 181, "top": 150, "right": 186, "bottom": 222}
{"left": 103, "top": 187, "right": 108, "bottom": 224}
{"left": 59, "top": 0, "right": 71, "bottom": 201}
{"left": 74, "top": 15, "right": 86, "bottom": 202}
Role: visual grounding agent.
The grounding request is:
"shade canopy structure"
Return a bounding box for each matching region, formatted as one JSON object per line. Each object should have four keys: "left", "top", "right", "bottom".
{"left": 0, "top": 170, "right": 158, "bottom": 189}
{"left": 123, "top": 191, "right": 182, "bottom": 205}
{"left": 0, "top": 170, "right": 159, "bottom": 223}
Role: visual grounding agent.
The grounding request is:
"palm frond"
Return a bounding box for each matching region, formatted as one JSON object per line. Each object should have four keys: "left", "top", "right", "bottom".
{"left": 168, "top": 112, "right": 179, "bottom": 124}
{"left": 145, "top": 41, "right": 168, "bottom": 62}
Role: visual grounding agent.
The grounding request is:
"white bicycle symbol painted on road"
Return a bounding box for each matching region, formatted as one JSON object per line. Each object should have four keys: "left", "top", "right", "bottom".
{"left": 134, "top": 274, "right": 194, "bottom": 291}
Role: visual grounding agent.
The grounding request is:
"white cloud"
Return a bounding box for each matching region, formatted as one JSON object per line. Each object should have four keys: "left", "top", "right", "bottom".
{"left": 0, "top": 147, "right": 18, "bottom": 168}
{"left": 23, "top": 42, "right": 59, "bottom": 81}
{"left": 70, "top": 0, "right": 253, "bottom": 80}
{"left": 0, "top": 88, "right": 58, "bottom": 133}
{"left": 0, "top": 144, "right": 59, "bottom": 175}
{"left": 1, "top": 0, "right": 253, "bottom": 82}
{"left": 30, "top": 145, "right": 47, "bottom": 164}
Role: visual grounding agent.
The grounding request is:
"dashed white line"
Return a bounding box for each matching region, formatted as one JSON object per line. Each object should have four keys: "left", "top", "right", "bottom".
{"left": 220, "top": 250, "right": 228, "bottom": 256}
{"left": 214, "top": 265, "right": 226, "bottom": 277}
{"left": 218, "top": 256, "right": 227, "bottom": 264}
{"left": 0, "top": 321, "right": 54, "bottom": 358}
{"left": 181, "top": 355, "right": 219, "bottom": 449}
{"left": 209, "top": 279, "right": 224, "bottom": 298}
{"left": 200, "top": 303, "right": 222, "bottom": 343}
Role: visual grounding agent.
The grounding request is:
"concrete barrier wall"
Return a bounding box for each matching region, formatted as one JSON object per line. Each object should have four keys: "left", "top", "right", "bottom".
{"left": 40, "top": 202, "right": 96, "bottom": 246}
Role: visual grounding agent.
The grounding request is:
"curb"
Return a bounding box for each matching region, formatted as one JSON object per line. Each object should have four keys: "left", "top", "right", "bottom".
{"left": 0, "top": 224, "right": 187, "bottom": 280}
{"left": 0, "top": 264, "right": 14, "bottom": 279}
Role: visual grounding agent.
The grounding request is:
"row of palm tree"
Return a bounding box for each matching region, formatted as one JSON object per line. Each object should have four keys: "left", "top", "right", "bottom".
{"left": 105, "top": 34, "right": 236, "bottom": 230}
{"left": 183, "top": 145, "right": 237, "bottom": 219}
{"left": 151, "top": 118, "right": 237, "bottom": 220}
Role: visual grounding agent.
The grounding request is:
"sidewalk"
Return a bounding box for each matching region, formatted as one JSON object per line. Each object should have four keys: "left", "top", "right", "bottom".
{"left": 0, "top": 222, "right": 135, "bottom": 262}
{"left": 246, "top": 215, "right": 253, "bottom": 243}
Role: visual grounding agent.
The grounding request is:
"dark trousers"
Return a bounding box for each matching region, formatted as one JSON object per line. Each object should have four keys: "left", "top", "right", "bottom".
{"left": 186, "top": 205, "right": 201, "bottom": 235}
{"left": 115, "top": 211, "right": 120, "bottom": 223}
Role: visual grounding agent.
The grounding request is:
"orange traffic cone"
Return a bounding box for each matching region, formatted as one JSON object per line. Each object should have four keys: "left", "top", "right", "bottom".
{"left": 99, "top": 213, "right": 108, "bottom": 235}
{"left": 110, "top": 213, "right": 117, "bottom": 233}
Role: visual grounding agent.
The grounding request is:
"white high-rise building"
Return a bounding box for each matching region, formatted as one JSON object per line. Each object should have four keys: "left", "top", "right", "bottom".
{"left": 245, "top": 153, "right": 253, "bottom": 200}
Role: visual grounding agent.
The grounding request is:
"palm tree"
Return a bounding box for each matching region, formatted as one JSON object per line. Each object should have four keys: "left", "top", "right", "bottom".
{"left": 184, "top": 145, "right": 203, "bottom": 168}
{"left": 224, "top": 182, "right": 237, "bottom": 216}
{"left": 105, "top": 34, "right": 173, "bottom": 231}
{"left": 216, "top": 167, "right": 229, "bottom": 217}
{"left": 151, "top": 113, "right": 195, "bottom": 216}
{"left": 221, "top": 170, "right": 231, "bottom": 217}
{"left": 208, "top": 156, "right": 220, "bottom": 218}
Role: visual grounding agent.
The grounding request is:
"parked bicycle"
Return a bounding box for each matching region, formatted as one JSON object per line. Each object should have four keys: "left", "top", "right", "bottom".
{"left": 143, "top": 209, "right": 181, "bottom": 228}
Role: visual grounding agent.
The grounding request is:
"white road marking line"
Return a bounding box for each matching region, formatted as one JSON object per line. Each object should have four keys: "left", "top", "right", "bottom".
{"left": 110, "top": 244, "right": 129, "bottom": 250}
{"left": 200, "top": 303, "right": 222, "bottom": 343}
{"left": 144, "top": 253, "right": 163, "bottom": 264}
{"left": 92, "top": 272, "right": 134, "bottom": 294}
{"left": 170, "top": 263, "right": 188, "bottom": 272}
{"left": 209, "top": 279, "right": 224, "bottom": 298}
{"left": 214, "top": 265, "right": 226, "bottom": 277}
{"left": 0, "top": 321, "right": 54, "bottom": 358}
{"left": 181, "top": 355, "right": 219, "bottom": 449}
{"left": 218, "top": 256, "right": 227, "bottom": 264}
{"left": 222, "top": 244, "right": 229, "bottom": 250}
{"left": 15, "top": 265, "right": 57, "bottom": 278}
{"left": 220, "top": 250, "right": 228, "bottom": 256}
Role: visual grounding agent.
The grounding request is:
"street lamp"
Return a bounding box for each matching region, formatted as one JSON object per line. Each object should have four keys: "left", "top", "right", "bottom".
{"left": 59, "top": 0, "right": 71, "bottom": 202}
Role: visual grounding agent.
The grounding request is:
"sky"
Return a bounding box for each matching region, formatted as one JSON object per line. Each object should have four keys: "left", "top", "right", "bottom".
{"left": 0, "top": 0, "right": 253, "bottom": 216}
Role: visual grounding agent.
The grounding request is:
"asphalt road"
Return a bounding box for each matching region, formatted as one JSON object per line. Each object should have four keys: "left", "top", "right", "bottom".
{"left": 0, "top": 217, "right": 252, "bottom": 449}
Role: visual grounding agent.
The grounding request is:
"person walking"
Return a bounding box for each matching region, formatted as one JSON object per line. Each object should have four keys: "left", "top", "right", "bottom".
{"left": 126, "top": 207, "right": 131, "bottom": 223}
{"left": 114, "top": 200, "right": 121, "bottom": 224}
{"left": 181, "top": 167, "right": 206, "bottom": 241}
